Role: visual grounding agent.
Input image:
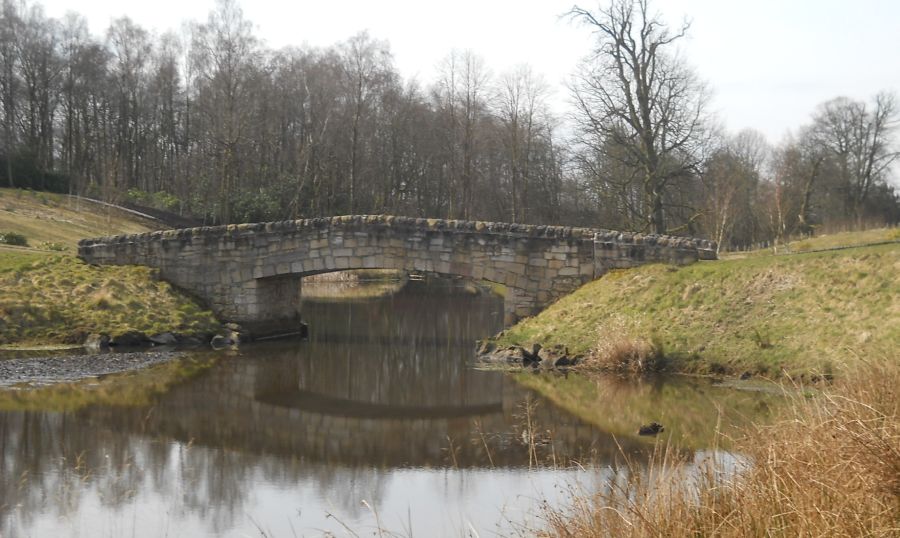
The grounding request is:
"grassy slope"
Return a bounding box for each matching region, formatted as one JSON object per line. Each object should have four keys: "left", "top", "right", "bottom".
{"left": 0, "top": 188, "right": 219, "bottom": 346}
{"left": 499, "top": 234, "right": 899, "bottom": 376}
{"left": 0, "top": 188, "right": 155, "bottom": 250}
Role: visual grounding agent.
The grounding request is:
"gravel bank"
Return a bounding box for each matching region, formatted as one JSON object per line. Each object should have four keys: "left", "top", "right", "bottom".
{"left": 0, "top": 351, "right": 181, "bottom": 387}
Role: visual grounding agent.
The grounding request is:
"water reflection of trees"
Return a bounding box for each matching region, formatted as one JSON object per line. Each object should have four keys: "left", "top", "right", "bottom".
{"left": 0, "top": 282, "right": 656, "bottom": 536}
{"left": 0, "top": 375, "right": 642, "bottom": 536}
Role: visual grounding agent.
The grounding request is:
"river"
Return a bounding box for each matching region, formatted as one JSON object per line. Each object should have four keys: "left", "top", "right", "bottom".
{"left": 0, "top": 277, "right": 778, "bottom": 537}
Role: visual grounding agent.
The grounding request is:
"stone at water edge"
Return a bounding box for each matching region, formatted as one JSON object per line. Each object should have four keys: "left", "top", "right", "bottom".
{"left": 109, "top": 330, "right": 148, "bottom": 347}
{"left": 149, "top": 332, "right": 178, "bottom": 346}
{"left": 84, "top": 333, "right": 110, "bottom": 350}
{"left": 475, "top": 339, "right": 496, "bottom": 355}
{"left": 176, "top": 335, "right": 205, "bottom": 347}
{"left": 210, "top": 330, "right": 241, "bottom": 349}
{"left": 638, "top": 422, "right": 665, "bottom": 436}
{"left": 210, "top": 334, "right": 232, "bottom": 349}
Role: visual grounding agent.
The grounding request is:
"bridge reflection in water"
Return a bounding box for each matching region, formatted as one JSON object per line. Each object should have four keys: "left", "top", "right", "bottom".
{"left": 0, "top": 279, "right": 653, "bottom": 537}
{"left": 119, "top": 279, "right": 640, "bottom": 468}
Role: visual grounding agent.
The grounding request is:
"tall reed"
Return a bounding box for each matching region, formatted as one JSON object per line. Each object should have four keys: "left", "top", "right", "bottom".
{"left": 541, "top": 359, "right": 900, "bottom": 537}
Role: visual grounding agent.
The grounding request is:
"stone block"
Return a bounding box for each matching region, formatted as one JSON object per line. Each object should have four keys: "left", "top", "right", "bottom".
{"left": 515, "top": 274, "right": 529, "bottom": 289}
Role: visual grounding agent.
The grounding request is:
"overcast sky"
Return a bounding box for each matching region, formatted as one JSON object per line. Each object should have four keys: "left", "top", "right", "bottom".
{"left": 37, "top": 0, "right": 900, "bottom": 145}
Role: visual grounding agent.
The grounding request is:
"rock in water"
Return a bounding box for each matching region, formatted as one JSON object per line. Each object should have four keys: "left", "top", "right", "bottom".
{"left": 521, "top": 343, "right": 543, "bottom": 366}
{"left": 638, "top": 422, "right": 665, "bottom": 436}
{"left": 210, "top": 334, "right": 234, "bottom": 349}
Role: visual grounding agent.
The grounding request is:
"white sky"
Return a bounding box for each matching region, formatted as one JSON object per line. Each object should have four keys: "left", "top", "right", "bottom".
{"left": 37, "top": 0, "right": 900, "bottom": 145}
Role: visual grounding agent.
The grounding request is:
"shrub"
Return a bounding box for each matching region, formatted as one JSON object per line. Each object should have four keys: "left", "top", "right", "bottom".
{"left": 0, "top": 231, "right": 28, "bottom": 246}
{"left": 586, "top": 336, "right": 667, "bottom": 375}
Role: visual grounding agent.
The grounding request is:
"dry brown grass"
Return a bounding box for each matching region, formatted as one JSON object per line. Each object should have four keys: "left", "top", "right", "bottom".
{"left": 583, "top": 337, "right": 666, "bottom": 375}
{"left": 541, "top": 358, "right": 900, "bottom": 537}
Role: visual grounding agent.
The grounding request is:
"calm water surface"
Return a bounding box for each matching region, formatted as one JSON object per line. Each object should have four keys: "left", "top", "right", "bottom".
{"left": 0, "top": 279, "right": 777, "bottom": 537}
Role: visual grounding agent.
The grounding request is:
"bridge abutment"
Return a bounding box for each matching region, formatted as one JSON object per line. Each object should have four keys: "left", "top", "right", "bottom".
{"left": 228, "top": 276, "right": 303, "bottom": 322}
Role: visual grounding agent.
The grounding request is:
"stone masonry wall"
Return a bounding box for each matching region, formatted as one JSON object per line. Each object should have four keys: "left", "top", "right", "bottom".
{"left": 78, "top": 215, "right": 716, "bottom": 323}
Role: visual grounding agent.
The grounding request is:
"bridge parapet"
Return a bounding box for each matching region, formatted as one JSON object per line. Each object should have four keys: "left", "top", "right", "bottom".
{"left": 79, "top": 215, "right": 716, "bottom": 323}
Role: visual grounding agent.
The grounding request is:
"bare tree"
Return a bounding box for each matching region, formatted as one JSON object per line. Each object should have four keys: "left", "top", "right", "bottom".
{"left": 107, "top": 16, "right": 151, "bottom": 194}
{"left": 337, "top": 31, "right": 393, "bottom": 214}
{"left": 811, "top": 93, "right": 898, "bottom": 224}
{"left": 568, "top": 0, "right": 711, "bottom": 234}
{"left": 435, "top": 50, "right": 490, "bottom": 219}
{"left": 0, "top": 0, "right": 20, "bottom": 186}
{"left": 495, "top": 64, "right": 550, "bottom": 222}
{"left": 190, "top": 0, "right": 259, "bottom": 223}
{"left": 701, "top": 129, "right": 770, "bottom": 251}
{"left": 15, "top": 1, "right": 59, "bottom": 185}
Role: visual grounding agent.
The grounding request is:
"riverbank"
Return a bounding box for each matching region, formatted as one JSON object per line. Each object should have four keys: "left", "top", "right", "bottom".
{"left": 495, "top": 232, "right": 899, "bottom": 378}
{"left": 0, "top": 188, "right": 222, "bottom": 347}
{"left": 0, "top": 350, "right": 181, "bottom": 387}
{"left": 539, "top": 357, "right": 899, "bottom": 537}
{"left": 0, "top": 250, "right": 221, "bottom": 346}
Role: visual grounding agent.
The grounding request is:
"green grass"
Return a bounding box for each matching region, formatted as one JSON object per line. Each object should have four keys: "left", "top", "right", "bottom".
{"left": 0, "top": 245, "right": 53, "bottom": 273}
{"left": 0, "top": 190, "right": 220, "bottom": 346}
{"left": 722, "top": 227, "right": 899, "bottom": 259}
{"left": 0, "top": 188, "right": 156, "bottom": 250}
{"left": 499, "top": 241, "right": 900, "bottom": 377}
{"left": 0, "top": 254, "right": 220, "bottom": 345}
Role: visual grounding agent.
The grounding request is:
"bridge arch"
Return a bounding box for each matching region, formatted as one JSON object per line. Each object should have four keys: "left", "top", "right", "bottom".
{"left": 78, "top": 215, "right": 715, "bottom": 324}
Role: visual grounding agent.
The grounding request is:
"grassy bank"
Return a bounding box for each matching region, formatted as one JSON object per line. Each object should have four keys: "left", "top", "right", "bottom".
{"left": 0, "top": 188, "right": 220, "bottom": 346}
{"left": 498, "top": 238, "right": 899, "bottom": 377}
{"left": 0, "top": 252, "right": 220, "bottom": 345}
{"left": 540, "top": 358, "right": 899, "bottom": 537}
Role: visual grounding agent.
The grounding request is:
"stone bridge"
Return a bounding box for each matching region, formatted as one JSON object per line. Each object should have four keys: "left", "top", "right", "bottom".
{"left": 78, "top": 215, "right": 716, "bottom": 323}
